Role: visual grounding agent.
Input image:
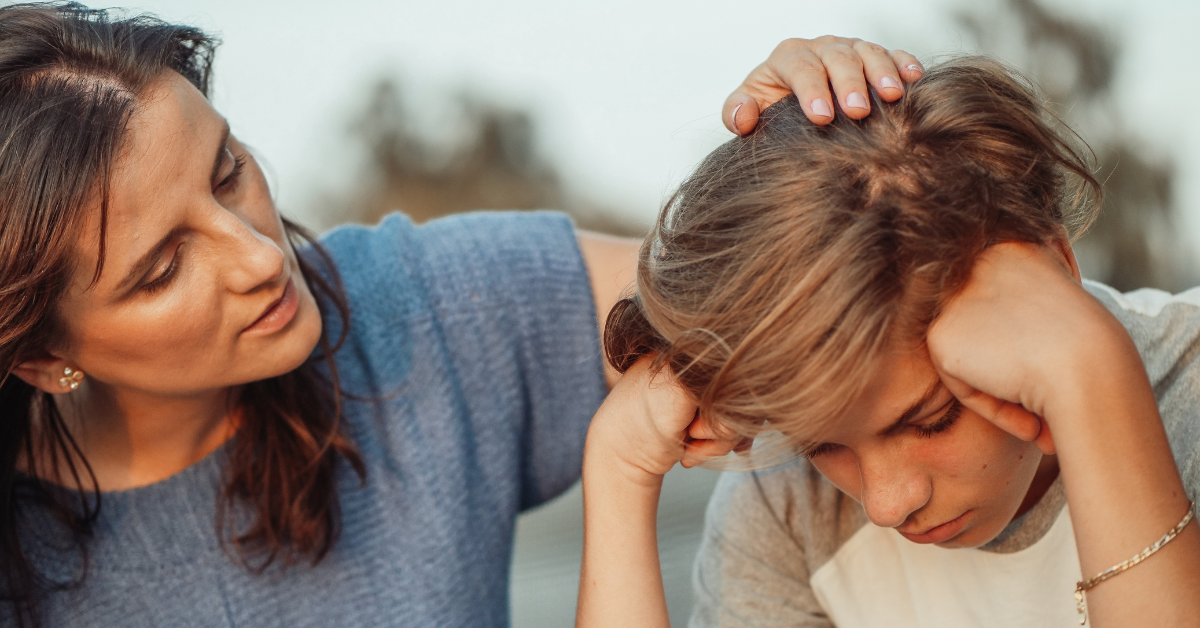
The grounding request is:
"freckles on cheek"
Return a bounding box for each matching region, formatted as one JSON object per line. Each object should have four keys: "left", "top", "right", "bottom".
{"left": 919, "top": 422, "right": 1024, "bottom": 484}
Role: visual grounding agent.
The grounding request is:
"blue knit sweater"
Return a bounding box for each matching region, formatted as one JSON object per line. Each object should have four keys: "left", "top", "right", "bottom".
{"left": 22, "top": 211, "right": 607, "bottom": 627}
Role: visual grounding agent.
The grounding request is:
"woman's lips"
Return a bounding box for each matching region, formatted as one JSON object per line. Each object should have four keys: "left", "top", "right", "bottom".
{"left": 243, "top": 278, "right": 299, "bottom": 335}
{"left": 898, "top": 510, "right": 973, "bottom": 544}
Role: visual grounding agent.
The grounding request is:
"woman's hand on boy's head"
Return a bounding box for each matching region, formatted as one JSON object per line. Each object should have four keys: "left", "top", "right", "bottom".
{"left": 724, "top": 36, "right": 924, "bottom": 134}
{"left": 585, "top": 357, "right": 743, "bottom": 485}
{"left": 927, "top": 241, "right": 1134, "bottom": 449}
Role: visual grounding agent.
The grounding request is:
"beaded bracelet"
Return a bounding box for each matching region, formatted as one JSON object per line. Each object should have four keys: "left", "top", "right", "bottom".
{"left": 1074, "top": 501, "right": 1195, "bottom": 625}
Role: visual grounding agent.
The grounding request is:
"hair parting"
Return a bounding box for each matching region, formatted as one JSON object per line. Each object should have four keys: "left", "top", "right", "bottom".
{"left": 604, "top": 56, "right": 1101, "bottom": 464}
{"left": 0, "top": 5, "right": 363, "bottom": 625}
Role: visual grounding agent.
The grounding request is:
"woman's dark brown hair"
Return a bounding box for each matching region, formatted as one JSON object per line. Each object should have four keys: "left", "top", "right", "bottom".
{"left": 605, "top": 56, "right": 1102, "bottom": 453}
{"left": 0, "top": 4, "right": 364, "bottom": 625}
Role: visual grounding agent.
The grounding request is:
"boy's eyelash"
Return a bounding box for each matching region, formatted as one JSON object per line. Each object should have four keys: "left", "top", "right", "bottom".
{"left": 804, "top": 399, "right": 964, "bottom": 459}
{"left": 217, "top": 155, "right": 246, "bottom": 192}
{"left": 802, "top": 443, "right": 838, "bottom": 459}
{"left": 914, "top": 400, "right": 963, "bottom": 438}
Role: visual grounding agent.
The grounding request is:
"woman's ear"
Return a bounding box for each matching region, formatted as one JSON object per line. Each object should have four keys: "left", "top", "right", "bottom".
{"left": 1049, "top": 226, "right": 1082, "bottom": 284}
{"left": 12, "top": 357, "right": 83, "bottom": 394}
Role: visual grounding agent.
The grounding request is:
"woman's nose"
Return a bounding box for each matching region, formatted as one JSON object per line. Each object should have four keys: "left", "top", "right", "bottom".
{"left": 857, "top": 451, "right": 931, "bottom": 528}
{"left": 215, "top": 211, "right": 286, "bottom": 293}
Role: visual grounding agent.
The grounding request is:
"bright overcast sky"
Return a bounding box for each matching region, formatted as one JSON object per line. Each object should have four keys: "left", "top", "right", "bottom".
{"left": 116, "top": 0, "right": 1200, "bottom": 246}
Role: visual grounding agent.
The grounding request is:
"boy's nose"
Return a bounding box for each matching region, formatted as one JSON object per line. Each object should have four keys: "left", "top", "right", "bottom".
{"left": 858, "top": 452, "right": 932, "bottom": 529}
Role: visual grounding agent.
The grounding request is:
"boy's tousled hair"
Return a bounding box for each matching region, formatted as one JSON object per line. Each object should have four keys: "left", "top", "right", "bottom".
{"left": 604, "top": 56, "right": 1100, "bottom": 454}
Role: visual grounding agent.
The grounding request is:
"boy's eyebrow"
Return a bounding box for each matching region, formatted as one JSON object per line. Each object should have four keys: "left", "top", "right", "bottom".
{"left": 879, "top": 379, "right": 943, "bottom": 436}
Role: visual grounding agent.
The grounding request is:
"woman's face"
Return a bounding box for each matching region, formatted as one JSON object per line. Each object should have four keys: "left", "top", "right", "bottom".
{"left": 52, "top": 71, "right": 322, "bottom": 397}
{"left": 802, "top": 343, "right": 1045, "bottom": 548}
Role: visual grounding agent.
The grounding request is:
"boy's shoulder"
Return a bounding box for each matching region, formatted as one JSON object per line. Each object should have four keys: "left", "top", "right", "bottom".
{"left": 1085, "top": 280, "right": 1200, "bottom": 498}
{"left": 706, "top": 458, "right": 871, "bottom": 578}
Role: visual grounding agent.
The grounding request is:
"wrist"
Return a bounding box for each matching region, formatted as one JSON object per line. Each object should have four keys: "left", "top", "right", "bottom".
{"left": 1041, "top": 314, "right": 1149, "bottom": 425}
{"left": 584, "top": 419, "right": 671, "bottom": 492}
{"left": 1026, "top": 296, "right": 1144, "bottom": 421}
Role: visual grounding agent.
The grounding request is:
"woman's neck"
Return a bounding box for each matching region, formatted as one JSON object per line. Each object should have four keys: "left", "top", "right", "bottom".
{"left": 52, "top": 381, "right": 238, "bottom": 491}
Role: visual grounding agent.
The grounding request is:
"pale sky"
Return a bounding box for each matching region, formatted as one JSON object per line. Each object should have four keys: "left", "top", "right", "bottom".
{"left": 118, "top": 0, "right": 1200, "bottom": 246}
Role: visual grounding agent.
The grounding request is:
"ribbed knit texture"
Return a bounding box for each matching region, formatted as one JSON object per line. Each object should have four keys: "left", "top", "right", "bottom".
{"left": 21, "top": 211, "right": 607, "bottom": 627}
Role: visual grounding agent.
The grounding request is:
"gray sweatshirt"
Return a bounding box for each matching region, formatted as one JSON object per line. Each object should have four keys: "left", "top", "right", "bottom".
{"left": 691, "top": 281, "right": 1200, "bottom": 628}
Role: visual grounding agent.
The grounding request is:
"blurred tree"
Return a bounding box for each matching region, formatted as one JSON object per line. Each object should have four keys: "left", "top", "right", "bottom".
{"left": 330, "top": 3, "right": 1191, "bottom": 288}
{"left": 330, "top": 77, "right": 644, "bottom": 237}
{"left": 957, "top": 0, "right": 1189, "bottom": 291}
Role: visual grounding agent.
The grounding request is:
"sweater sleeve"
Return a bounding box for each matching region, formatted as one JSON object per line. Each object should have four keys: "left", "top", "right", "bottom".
{"left": 318, "top": 210, "right": 607, "bottom": 511}
{"left": 410, "top": 211, "right": 608, "bottom": 509}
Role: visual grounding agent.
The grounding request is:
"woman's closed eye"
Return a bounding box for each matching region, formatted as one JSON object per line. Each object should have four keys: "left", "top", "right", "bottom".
{"left": 215, "top": 151, "right": 246, "bottom": 194}
{"left": 912, "top": 399, "right": 963, "bottom": 438}
{"left": 141, "top": 243, "right": 183, "bottom": 294}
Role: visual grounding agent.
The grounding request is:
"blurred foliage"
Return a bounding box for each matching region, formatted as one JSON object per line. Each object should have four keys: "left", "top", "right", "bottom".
{"left": 329, "top": 78, "right": 643, "bottom": 237}
{"left": 331, "top": 0, "right": 1189, "bottom": 290}
{"left": 958, "top": 0, "right": 1188, "bottom": 291}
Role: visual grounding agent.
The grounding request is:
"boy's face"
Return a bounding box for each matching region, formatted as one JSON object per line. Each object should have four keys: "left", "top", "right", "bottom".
{"left": 802, "top": 343, "right": 1051, "bottom": 548}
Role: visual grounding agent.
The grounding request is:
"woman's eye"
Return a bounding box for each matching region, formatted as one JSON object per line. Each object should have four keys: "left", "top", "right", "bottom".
{"left": 215, "top": 153, "right": 246, "bottom": 193}
{"left": 913, "top": 400, "right": 963, "bottom": 438}
{"left": 141, "top": 247, "right": 181, "bottom": 294}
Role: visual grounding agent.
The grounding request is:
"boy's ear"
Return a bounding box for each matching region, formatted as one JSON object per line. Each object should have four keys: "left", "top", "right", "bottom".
{"left": 1048, "top": 226, "right": 1082, "bottom": 284}
{"left": 12, "top": 357, "right": 81, "bottom": 395}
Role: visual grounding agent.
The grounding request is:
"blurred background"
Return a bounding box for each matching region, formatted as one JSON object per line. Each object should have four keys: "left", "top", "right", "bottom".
{"left": 115, "top": 0, "right": 1198, "bottom": 624}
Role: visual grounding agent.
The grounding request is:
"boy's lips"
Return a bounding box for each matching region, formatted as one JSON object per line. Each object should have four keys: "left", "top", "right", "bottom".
{"left": 898, "top": 510, "right": 973, "bottom": 544}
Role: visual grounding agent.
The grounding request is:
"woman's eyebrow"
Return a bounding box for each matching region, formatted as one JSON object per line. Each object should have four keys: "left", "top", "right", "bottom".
{"left": 879, "top": 379, "right": 944, "bottom": 436}
{"left": 210, "top": 120, "right": 231, "bottom": 182}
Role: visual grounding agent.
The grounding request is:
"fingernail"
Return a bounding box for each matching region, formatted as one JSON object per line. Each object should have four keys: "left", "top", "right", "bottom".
{"left": 881, "top": 76, "right": 902, "bottom": 91}
{"left": 811, "top": 98, "right": 833, "bottom": 118}
{"left": 847, "top": 91, "right": 868, "bottom": 110}
{"left": 907, "top": 64, "right": 924, "bottom": 74}
{"left": 730, "top": 102, "right": 743, "bottom": 134}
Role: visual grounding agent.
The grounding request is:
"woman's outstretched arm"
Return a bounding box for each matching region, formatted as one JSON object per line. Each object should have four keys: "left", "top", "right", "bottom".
{"left": 929, "top": 242, "right": 1200, "bottom": 628}
{"left": 576, "top": 359, "right": 743, "bottom": 627}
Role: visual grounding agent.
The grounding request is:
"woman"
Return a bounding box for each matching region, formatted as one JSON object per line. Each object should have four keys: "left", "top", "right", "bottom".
{"left": 577, "top": 57, "right": 1200, "bottom": 627}
{"left": 0, "top": 2, "right": 919, "bottom": 626}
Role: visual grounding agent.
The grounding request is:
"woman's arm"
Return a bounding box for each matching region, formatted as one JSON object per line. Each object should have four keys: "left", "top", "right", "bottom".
{"left": 575, "top": 358, "right": 742, "bottom": 627}
{"left": 928, "top": 242, "right": 1200, "bottom": 628}
{"left": 576, "top": 231, "right": 640, "bottom": 388}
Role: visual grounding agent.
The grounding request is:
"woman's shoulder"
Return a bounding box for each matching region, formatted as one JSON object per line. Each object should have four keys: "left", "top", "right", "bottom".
{"left": 317, "top": 210, "right": 584, "bottom": 317}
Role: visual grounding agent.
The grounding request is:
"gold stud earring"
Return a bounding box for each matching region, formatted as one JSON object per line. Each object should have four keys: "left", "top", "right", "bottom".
{"left": 58, "top": 367, "right": 84, "bottom": 391}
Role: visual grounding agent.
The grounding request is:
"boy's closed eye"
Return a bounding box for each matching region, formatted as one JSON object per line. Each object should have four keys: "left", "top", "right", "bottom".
{"left": 802, "top": 396, "right": 964, "bottom": 459}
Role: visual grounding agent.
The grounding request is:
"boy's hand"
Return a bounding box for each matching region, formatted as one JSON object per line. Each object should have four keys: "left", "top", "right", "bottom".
{"left": 585, "top": 357, "right": 746, "bottom": 486}
{"left": 926, "top": 242, "right": 1136, "bottom": 448}
{"left": 724, "top": 36, "right": 924, "bottom": 134}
